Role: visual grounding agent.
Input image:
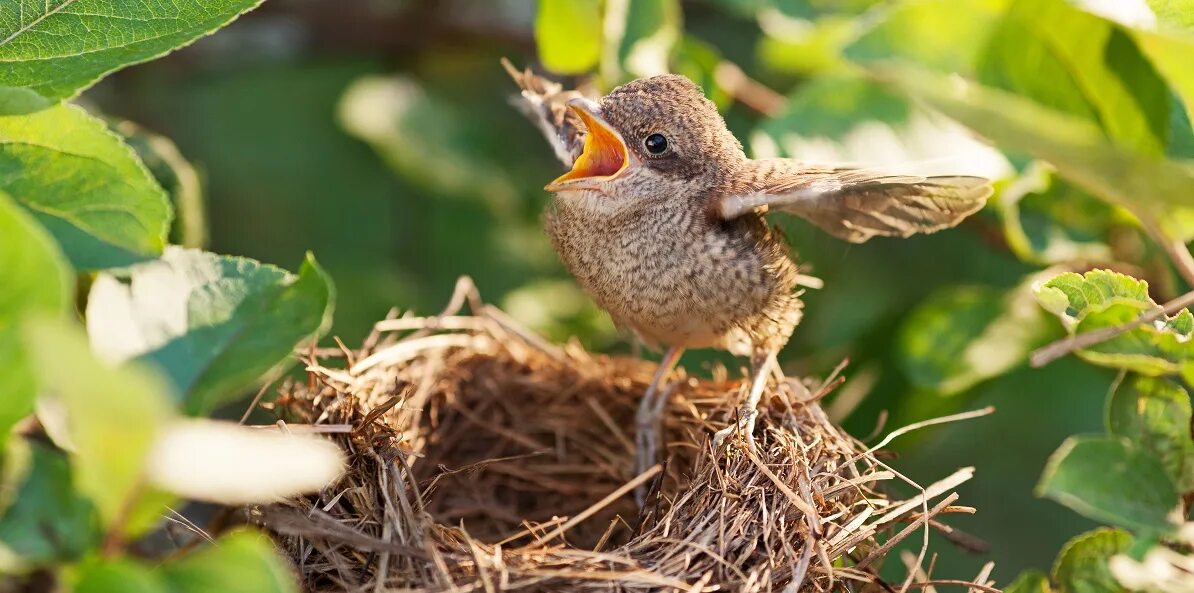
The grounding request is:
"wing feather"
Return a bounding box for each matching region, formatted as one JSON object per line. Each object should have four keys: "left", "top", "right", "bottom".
{"left": 719, "top": 159, "right": 991, "bottom": 243}
{"left": 501, "top": 58, "right": 587, "bottom": 167}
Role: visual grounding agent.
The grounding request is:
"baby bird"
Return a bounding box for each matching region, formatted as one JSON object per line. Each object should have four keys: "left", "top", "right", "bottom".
{"left": 503, "top": 60, "right": 991, "bottom": 482}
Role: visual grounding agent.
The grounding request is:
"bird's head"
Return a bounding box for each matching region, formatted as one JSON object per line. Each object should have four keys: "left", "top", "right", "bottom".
{"left": 545, "top": 74, "right": 745, "bottom": 206}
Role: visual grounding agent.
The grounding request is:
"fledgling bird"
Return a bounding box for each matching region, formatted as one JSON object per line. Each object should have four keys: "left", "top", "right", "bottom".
{"left": 502, "top": 60, "right": 991, "bottom": 481}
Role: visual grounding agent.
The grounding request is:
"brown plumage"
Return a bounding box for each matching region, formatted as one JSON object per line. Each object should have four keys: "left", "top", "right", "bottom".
{"left": 503, "top": 60, "right": 991, "bottom": 484}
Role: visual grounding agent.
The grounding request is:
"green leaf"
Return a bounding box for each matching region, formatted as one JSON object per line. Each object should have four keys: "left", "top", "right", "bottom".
{"left": 23, "top": 318, "right": 172, "bottom": 533}
{"left": 338, "top": 76, "right": 522, "bottom": 212}
{"left": 0, "top": 192, "right": 71, "bottom": 449}
{"left": 873, "top": 66, "right": 1194, "bottom": 215}
{"left": 1106, "top": 375, "right": 1194, "bottom": 491}
{"left": 998, "top": 163, "right": 1127, "bottom": 265}
{"left": 672, "top": 37, "right": 730, "bottom": 109}
{"left": 86, "top": 248, "right": 334, "bottom": 415}
{"left": 0, "top": 86, "right": 52, "bottom": 116}
{"left": 757, "top": 15, "right": 856, "bottom": 75}
{"left": 1035, "top": 270, "right": 1151, "bottom": 326}
{"left": 0, "top": 0, "right": 265, "bottom": 101}
{"left": 161, "top": 529, "right": 297, "bottom": 593}
{"left": 1052, "top": 528, "right": 1132, "bottom": 593}
{"left": 899, "top": 279, "right": 1052, "bottom": 395}
{"left": 0, "top": 441, "right": 98, "bottom": 567}
{"left": 0, "top": 103, "right": 172, "bottom": 269}
{"left": 1167, "top": 309, "right": 1194, "bottom": 334}
{"left": 978, "top": 0, "right": 1169, "bottom": 155}
{"left": 112, "top": 120, "right": 206, "bottom": 249}
{"left": 1033, "top": 270, "right": 1194, "bottom": 375}
{"left": 535, "top": 0, "right": 602, "bottom": 75}
{"left": 1132, "top": 30, "right": 1194, "bottom": 140}
{"left": 73, "top": 558, "right": 168, "bottom": 593}
{"left": 613, "top": 0, "right": 682, "bottom": 79}
{"left": 1005, "top": 570, "right": 1053, "bottom": 593}
{"left": 1145, "top": 1, "right": 1194, "bottom": 30}
{"left": 757, "top": 73, "right": 1009, "bottom": 178}
{"left": 763, "top": 75, "right": 911, "bottom": 143}
{"left": 846, "top": 0, "right": 1010, "bottom": 74}
{"left": 1037, "top": 436, "right": 1178, "bottom": 533}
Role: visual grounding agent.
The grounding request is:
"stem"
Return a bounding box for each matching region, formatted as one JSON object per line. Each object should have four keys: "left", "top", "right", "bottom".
{"left": 713, "top": 61, "right": 787, "bottom": 117}
{"left": 1031, "top": 213, "right": 1194, "bottom": 368}
{"left": 1030, "top": 288, "right": 1194, "bottom": 367}
{"left": 1141, "top": 213, "right": 1194, "bottom": 288}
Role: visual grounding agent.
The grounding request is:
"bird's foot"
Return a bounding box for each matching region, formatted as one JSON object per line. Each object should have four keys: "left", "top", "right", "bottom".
{"left": 632, "top": 347, "right": 684, "bottom": 508}
{"left": 712, "top": 406, "right": 760, "bottom": 453}
{"left": 634, "top": 402, "right": 660, "bottom": 480}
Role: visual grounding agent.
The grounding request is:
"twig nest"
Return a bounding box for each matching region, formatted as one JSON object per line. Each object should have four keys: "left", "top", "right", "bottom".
{"left": 261, "top": 280, "right": 992, "bottom": 592}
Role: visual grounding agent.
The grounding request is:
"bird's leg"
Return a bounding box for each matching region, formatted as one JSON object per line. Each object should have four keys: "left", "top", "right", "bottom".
{"left": 713, "top": 350, "right": 777, "bottom": 452}
{"left": 634, "top": 345, "right": 683, "bottom": 506}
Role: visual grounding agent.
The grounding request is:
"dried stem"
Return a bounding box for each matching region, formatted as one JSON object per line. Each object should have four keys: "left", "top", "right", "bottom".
{"left": 260, "top": 277, "right": 992, "bottom": 592}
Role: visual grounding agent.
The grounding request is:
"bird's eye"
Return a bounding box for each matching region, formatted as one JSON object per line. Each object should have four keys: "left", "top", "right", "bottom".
{"left": 644, "top": 133, "right": 668, "bottom": 155}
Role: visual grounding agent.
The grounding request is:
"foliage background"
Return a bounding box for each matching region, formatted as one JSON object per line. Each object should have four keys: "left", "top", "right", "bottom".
{"left": 9, "top": 0, "right": 1192, "bottom": 587}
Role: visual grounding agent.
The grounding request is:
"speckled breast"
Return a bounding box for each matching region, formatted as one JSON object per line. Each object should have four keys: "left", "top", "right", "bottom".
{"left": 545, "top": 199, "right": 803, "bottom": 355}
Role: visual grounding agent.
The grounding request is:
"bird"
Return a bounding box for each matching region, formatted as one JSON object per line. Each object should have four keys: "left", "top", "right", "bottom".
{"left": 502, "top": 59, "right": 991, "bottom": 487}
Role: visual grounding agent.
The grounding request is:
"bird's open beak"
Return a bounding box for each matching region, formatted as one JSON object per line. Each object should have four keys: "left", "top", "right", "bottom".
{"left": 545, "top": 99, "right": 630, "bottom": 192}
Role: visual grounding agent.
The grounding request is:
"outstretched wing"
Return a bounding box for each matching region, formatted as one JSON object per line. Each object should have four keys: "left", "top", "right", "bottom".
{"left": 501, "top": 58, "right": 587, "bottom": 167}
{"left": 718, "top": 159, "right": 991, "bottom": 243}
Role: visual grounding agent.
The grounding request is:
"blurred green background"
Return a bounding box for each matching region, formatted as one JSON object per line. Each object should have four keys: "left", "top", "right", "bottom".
{"left": 79, "top": 0, "right": 1175, "bottom": 582}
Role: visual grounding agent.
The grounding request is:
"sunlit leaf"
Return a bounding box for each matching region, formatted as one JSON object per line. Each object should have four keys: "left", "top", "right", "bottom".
{"left": 755, "top": 74, "right": 1010, "bottom": 178}
{"left": 1004, "top": 570, "right": 1053, "bottom": 593}
{"left": 757, "top": 15, "right": 855, "bottom": 75}
{"left": 979, "top": 0, "right": 1169, "bottom": 155}
{"left": 23, "top": 318, "right": 172, "bottom": 534}
{"left": 0, "top": 102, "right": 172, "bottom": 269}
{"left": 73, "top": 557, "right": 167, "bottom": 593}
{"left": 0, "top": 192, "right": 70, "bottom": 449}
{"left": 1132, "top": 30, "right": 1194, "bottom": 140}
{"left": 614, "top": 0, "right": 682, "bottom": 79}
{"left": 161, "top": 529, "right": 297, "bottom": 593}
{"left": 339, "top": 76, "right": 521, "bottom": 212}
{"left": 535, "top": 0, "right": 602, "bottom": 75}
{"left": 148, "top": 420, "right": 343, "bottom": 505}
{"left": 1037, "top": 436, "right": 1178, "bottom": 533}
{"left": 899, "top": 277, "right": 1053, "bottom": 395}
{"left": 846, "top": 0, "right": 1009, "bottom": 74}
{"left": 501, "top": 279, "right": 618, "bottom": 349}
{"left": 672, "top": 36, "right": 730, "bottom": 109}
{"left": 1034, "top": 269, "right": 1194, "bottom": 375}
{"left": 1106, "top": 375, "right": 1194, "bottom": 491}
{"left": 0, "top": 86, "right": 51, "bottom": 116}
{"left": 0, "top": 441, "right": 98, "bottom": 568}
{"left": 997, "top": 163, "right": 1126, "bottom": 265}
{"left": 112, "top": 120, "right": 207, "bottom": 249}
{"left": 1035, "top": 270, "right": 1152, "bottom": 326}
{"left": 875, "top": 66, "right": 1194, "bottom": 216}
{"left": 1145, "top": 0, "right": 1194, "bottom": 29}
{"left": 0, "top": 0, "right": 265, "bottom": 100}
{"left": 86, "top": 248, "right": 334, "bottom": 415}
{"left": 1052, "top": 528, "right": 1133, "bottom": 593}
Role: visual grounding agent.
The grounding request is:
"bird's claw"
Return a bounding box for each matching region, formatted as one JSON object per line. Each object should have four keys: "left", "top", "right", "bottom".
{"left": 712, "top": 406, "right": 759, "bottom": 453}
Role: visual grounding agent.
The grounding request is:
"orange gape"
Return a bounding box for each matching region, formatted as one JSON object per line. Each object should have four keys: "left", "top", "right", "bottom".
{"left": 551, "top": 106, "right": 628, "bottom": 183}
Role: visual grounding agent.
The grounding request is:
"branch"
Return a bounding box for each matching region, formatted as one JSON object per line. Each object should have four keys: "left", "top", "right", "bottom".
{"left": 713, "top": 61, "right": 787, "bottom": 117}
{"left": 1030, "top": 287, "right": 1194, "bottom": 367}
{"left": 1031, "top": 213, "right": 1194, "bottom": 368}
{"left": 1140, "top": 213, "right": 1194, "bottom": 288}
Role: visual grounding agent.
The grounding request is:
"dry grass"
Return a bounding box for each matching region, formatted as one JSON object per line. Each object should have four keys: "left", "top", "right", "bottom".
{"left": 257, "top": 278, "right": 997, "bottom": 592}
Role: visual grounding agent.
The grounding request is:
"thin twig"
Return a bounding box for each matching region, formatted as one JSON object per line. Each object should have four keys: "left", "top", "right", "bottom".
{"left": 714, "top": 61, "right": 788, "bottom": 117}
{"left": 1031, "top": 288, "right": 1194, "bottom": 367}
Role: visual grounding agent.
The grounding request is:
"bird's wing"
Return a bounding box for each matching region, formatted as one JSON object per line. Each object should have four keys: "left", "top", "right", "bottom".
{"left": 717, "top": 159, "right": 992, "bottom": 243}
{"left": 501, "top": 58, "right": 587, "bottom": 167}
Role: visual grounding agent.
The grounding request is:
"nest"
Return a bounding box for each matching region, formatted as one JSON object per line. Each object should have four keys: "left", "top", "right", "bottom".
{"left": 258, "top": 278, "right": 997, "bottom": 592}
